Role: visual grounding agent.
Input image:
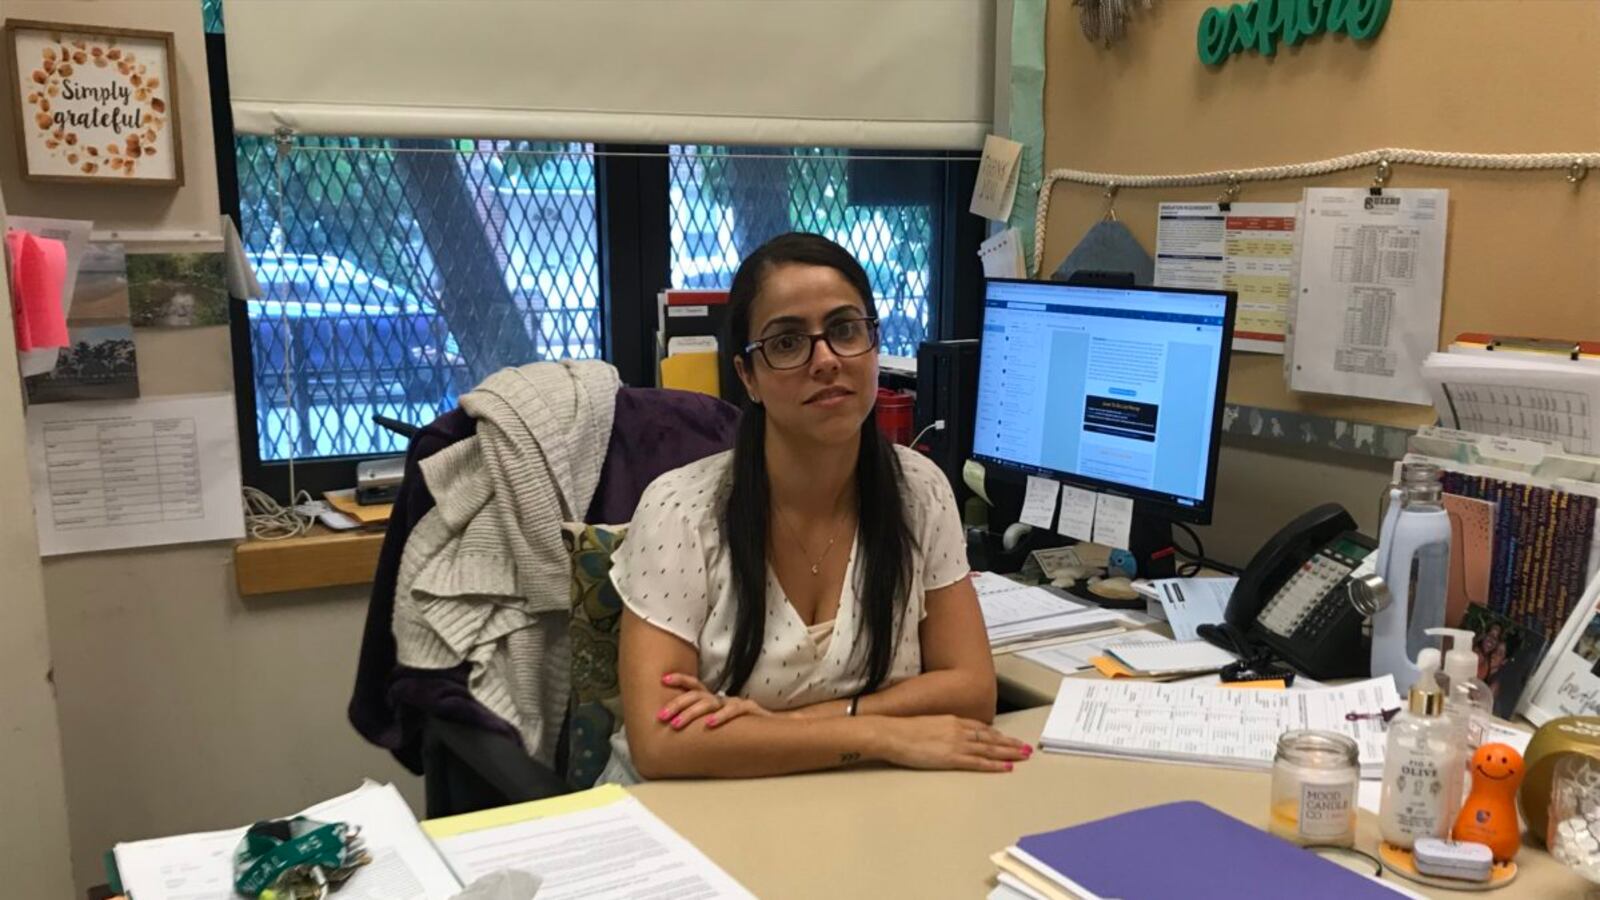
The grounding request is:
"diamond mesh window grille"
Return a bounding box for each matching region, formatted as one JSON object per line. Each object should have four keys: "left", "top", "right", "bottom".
{"left": 236, "top": 137, "right": 599, "bottom": 462}
{"left": 668, "top": 146, "right": 936, "bottom": 358}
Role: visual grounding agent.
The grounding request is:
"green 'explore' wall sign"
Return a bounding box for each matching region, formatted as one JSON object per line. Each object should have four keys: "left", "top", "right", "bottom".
{"left": 1198, "top": 0, "right": 1392, "bottom": 65}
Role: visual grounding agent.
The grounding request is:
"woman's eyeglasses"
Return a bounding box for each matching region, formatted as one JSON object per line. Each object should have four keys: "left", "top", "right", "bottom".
{"left": 744, "top": 317, "right": 880, "bottom": 370}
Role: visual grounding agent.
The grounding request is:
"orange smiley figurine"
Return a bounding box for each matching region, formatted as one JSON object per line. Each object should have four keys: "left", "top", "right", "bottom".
{"left": 1452, "top": 742, "right": 1525, "bottom": 861}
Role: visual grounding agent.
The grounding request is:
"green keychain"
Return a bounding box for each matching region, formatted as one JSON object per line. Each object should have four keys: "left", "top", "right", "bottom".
{"left": 232, "top": 817, "right": 370, "bottom": 899}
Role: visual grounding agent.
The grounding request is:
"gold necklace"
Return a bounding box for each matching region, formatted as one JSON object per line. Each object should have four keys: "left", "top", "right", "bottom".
{"left": 775, "top": 490, "right": 852, "bottom": 576}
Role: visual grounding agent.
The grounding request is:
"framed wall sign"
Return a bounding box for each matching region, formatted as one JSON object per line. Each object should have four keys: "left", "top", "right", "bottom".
{"left": 6, "top": 19, "right": 183, "bottom": 186}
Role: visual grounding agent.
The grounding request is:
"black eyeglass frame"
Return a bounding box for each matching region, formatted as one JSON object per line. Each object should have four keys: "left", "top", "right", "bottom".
{"left": 741, "top": 316, "right": 881, "bottom": 370}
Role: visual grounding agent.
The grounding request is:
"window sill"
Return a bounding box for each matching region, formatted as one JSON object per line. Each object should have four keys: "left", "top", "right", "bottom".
{"left": 234, "top": 527, "right": 384, "bottom": 596}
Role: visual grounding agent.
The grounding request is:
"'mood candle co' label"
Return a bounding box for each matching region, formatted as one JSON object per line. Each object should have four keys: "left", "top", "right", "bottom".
{"left": 1298, "top": 781, "right": 1355, "bottom": 839}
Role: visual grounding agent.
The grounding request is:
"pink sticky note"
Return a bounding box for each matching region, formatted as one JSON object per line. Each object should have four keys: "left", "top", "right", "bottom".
{"left": 7, "top": 229, "right": 70, "bottom": 352}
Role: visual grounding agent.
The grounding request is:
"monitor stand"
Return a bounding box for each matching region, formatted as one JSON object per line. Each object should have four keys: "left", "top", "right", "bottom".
{"left": 1127, "top": 512, "right": 1178, "bottom": 580}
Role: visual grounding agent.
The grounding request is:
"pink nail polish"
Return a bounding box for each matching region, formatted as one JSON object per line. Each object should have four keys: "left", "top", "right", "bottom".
{"left": 705, "top": 716, "right": 718, "bottom": 727}
{"left": 672, "top": 716, "right": 684, "bottom": 728}
{"left": 661, "top": 674, "right": 674, "bottom": 685}
{"left": 1022, "top": 745, "right": 1033, "bottom": 757}
{"left": 657, "top": 708, "right": 671, "bottom": 722}
{"left": 1004, "top": 762, "right": 1014, "bottom": 772}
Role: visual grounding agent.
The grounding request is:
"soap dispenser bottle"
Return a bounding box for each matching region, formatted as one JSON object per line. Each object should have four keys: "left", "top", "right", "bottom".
{"left": 1428, "top": 626, "right": 1493, "bottom": 750}
{"left": 1379, "top": 671, "right": 1465, "bottom": 849}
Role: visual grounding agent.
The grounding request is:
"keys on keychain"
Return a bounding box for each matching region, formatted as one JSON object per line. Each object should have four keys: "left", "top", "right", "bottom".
{"left": 264, "top": 831, "right": 370, "bottom": 900}
{"left": 233, "top": 818, "right": 371, "bottom": 900}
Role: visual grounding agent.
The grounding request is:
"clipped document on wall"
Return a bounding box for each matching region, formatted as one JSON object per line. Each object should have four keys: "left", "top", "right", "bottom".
{"left": 1288, "top": 188, "right": 1448, "bottom": 404}
{"left": 7, "top": 215, "right": 92, "bottom": 377}
{"left": 25, "top": 392, "right": 246, "bottom": 556}
{"left": 1422, "top": 350, "right": 1600, "bottom": 455}
{"left": 978, "top": 228, "right": 1027, "bottom": 279}
{"left": 424, "top": 784, "right": 754, "bottom": 899}
{"left": 1153, "top": 202, "right": 1299, "bottom": 354}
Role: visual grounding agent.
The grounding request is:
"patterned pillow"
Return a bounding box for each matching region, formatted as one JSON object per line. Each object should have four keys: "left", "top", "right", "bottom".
{"left": 562, "top": 522, "right": 628, "bottom": 789}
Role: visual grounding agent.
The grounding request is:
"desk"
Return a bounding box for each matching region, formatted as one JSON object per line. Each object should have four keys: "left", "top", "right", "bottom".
{"left": 630, "top": 705, "right": 1584, "bottom": 899}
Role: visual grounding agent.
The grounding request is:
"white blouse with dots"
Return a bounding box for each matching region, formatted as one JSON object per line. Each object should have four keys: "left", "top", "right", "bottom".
{"left": 598, "top": 444, "right": 970, "bottom": 784}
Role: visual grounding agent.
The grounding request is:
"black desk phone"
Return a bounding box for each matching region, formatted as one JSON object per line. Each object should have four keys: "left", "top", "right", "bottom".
{"left": 1223, "top": 503, "right": 1377, "bottom": 679}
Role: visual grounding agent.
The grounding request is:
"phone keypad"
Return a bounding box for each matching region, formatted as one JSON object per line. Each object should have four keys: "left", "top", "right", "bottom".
{"left": 1258, "top": 553, "right": 1354, "bottom": 639}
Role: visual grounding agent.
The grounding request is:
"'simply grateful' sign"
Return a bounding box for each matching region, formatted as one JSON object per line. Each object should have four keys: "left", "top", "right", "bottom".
{"left": 7, "top": 20, "right": 183, "bottom": 185}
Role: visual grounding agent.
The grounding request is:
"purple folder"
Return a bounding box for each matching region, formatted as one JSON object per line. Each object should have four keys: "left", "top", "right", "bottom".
{"left": 1014, "top": 802, "right": 1403, "bottom": 900}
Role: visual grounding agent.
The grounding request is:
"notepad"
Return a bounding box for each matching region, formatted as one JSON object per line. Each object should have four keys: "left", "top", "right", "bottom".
{"left": 1040, "top": 676, "right": 1400, "bottom": 777}
{"left": 1105, "top": 638, "right": 1235, "bottom": 676}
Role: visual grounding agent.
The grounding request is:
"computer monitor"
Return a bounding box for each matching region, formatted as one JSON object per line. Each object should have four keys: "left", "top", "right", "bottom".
{"left": 972, "top": 278, "right": 1236, "bottom": 526}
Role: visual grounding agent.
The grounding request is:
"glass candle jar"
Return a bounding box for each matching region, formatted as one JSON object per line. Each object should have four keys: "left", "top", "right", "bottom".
{"left": 1270, "top": 730, "right": 1360, "bottom": 847}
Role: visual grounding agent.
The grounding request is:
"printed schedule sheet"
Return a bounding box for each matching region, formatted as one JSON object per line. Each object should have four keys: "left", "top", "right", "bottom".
{"left": 26, "top": 393, "right": 245, "bottom": 555}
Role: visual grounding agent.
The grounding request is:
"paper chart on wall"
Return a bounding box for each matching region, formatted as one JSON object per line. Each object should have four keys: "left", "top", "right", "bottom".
{"left": 1153, "top": 202, "right": 1300, "bottom": 354}
{"left": 25, "top": 392, "right": 246, "bottom": 555}
{"left": 1287, "top": 188, "right": 1449, "bottom": 404}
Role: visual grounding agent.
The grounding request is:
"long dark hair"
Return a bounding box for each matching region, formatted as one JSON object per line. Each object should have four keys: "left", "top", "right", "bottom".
{"left": 721, "top": 232, "right": 913, "bottom": 697}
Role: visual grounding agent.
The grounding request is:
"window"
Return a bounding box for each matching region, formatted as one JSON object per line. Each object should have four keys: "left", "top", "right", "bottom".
{"left": 205, "top": 5, "right": 981, "bottom": 496}
{"left": 668, "top": 146, "right": 939, "bottom": 357}
{"left": 235, "top": 137, "right": 600, "bottom": 464}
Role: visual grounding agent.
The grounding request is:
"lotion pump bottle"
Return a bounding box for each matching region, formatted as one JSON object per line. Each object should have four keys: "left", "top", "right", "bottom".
{"left": 1379, "top": 670, "right": 1464, "bottom": 849}
{"left": 1428, "top": 626, "right": 1493, "bottom": 750}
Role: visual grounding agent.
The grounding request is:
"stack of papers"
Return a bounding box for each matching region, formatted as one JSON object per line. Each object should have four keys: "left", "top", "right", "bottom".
{"left": 1133, "top": 576, "right": 1236, "bottom": 641}
{"left": 113, "top": 783, "right": 462, "bottom": 900}
{"left": 1040, "top": 676, "right": 1401, "bottom": 778}
{"left": 1016, "top": 631, "right": 1176, "bottom": 675}
{"left": 425, "top": 784, "right": 753, "bottom": 898}
{"left": 973, "top": 572, "right": 1126, "bottom": 648}
{"left": 111, "top": 782, "right": 753, "bottom": 900}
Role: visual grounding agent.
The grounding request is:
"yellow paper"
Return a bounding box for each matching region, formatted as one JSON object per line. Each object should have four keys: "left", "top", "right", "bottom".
{"left": 660, "top": 351, "right": 720, "bottom": 397}
{"left": 1219, "top": 679, "right": 1288, "bottom": 691}
{"left": 422, "top": 783, "right": 630, "bottom": 838}
{"left": 1089, "top": 655, "right": 1137, "bottom": 679}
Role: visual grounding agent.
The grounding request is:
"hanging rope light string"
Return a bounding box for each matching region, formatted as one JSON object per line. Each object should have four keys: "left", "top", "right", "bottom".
{"left": 1029, "top": 148, "right": 1597, "bottom": 276}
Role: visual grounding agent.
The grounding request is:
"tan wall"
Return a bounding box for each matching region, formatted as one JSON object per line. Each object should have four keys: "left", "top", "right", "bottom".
{"left": 0, "top": 184, "right": 76, "bottom": 900}
{"left": 0, "top": 1, "right": 420, "bottom": 892}
{"left": 1039, "top": 0, "right": 1599, "bottom": 559}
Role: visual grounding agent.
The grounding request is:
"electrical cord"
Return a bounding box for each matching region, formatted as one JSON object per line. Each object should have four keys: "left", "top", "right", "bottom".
{"left": 909, "top": 418, "right": 946, "bottom": 449}
{"left": 1171, "top": 521, "right": 1240, "bottom": 577}
{"left": 242, "top": 486, "right": 318, "bottom": 540}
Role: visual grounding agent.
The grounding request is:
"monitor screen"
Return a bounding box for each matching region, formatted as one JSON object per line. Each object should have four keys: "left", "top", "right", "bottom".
{"left": 971, "top": 279, "right": 1236, "bottom": 522}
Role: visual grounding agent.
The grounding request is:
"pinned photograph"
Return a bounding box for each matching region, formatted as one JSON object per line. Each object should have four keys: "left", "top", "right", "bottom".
{"left": 25, "top": 243, "right": 140, "bottom": 403}
{"left": 128, "top": 251, "right": 228, "bottom": 327}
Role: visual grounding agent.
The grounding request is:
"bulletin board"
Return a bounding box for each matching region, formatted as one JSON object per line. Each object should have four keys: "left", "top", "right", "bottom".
{"left": 1037, "top": 0, "right": 1600, "bottom": 431}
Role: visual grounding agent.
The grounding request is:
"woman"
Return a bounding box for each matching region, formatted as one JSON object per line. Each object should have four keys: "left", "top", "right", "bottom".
{"left": 601, "top": 232, "right": 1030, "bottom": 783}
